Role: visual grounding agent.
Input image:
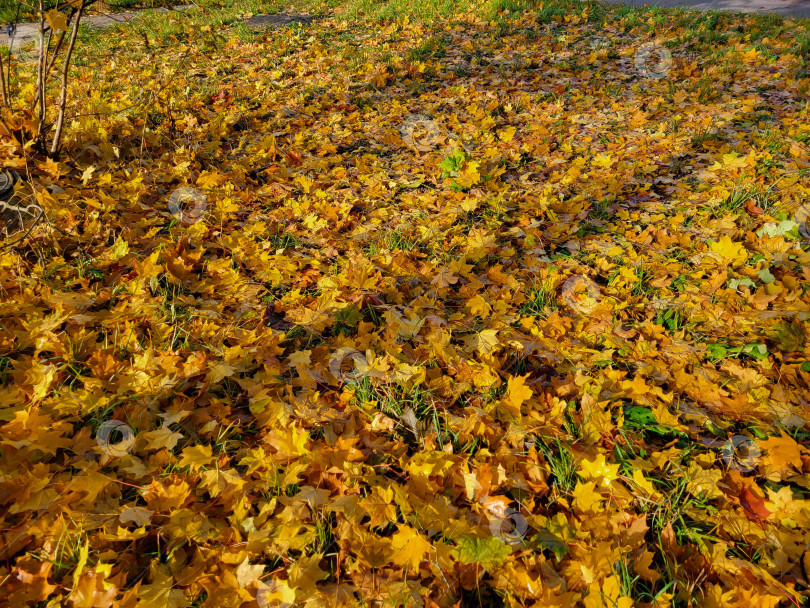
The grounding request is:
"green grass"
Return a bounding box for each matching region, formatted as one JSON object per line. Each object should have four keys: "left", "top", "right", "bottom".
{"left": 521, "top": 280, "right": 558, "bottom": 318}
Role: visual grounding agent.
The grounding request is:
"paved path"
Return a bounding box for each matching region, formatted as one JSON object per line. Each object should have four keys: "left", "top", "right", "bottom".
{"left": 598, "top": 0, "right": 810, "bottom": 18}
{"left": 0, "top": 5, "right": 194, "bottom": 52}
{"left": 0, "top": 7, "right": 316, "bottom": 56}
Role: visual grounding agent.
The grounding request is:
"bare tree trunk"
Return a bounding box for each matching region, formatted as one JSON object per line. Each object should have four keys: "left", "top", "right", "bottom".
{"left": 0, "top": 51, "right": 9, "bottom": 110}
{"left": 35, "top": 0, "right": 47, "bottom": 146}
{"left": 29, "top": 11, "right": 74, "bottom": 114}
{"left": 50, "top": 1, "right": 86, "bottom": 158}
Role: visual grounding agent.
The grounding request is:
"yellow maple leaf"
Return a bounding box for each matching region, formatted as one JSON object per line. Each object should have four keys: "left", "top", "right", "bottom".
{"left": 457, "top": 160, "right": 481, "bottom": 189}
{"left": 722, "top": 152, "right": 748, "bottom": 169}
{"left": 709, "top": 235, "right": 747, "bottom": 265}
{"left": 199, "top": 468, "right": 244, "bottom": 497}
{"left": 506, "top": 374, "right": 533, "bottom": 409}
{"left": 137, "top": 566, "right": 186, "bottom": 608}
{"left": 269, "top": 426, "right": 310, "bottom": 458}
{"left": 470, "top": 329, "right": 500, "bottom": 355}
{"left": 466, "top": 294, "right": 492, "bottom": 317}
{"left": 631, "top": 470, "right": 658, "bottom": 497}
{"left": 29, "top": 361, "right": 57, "bottom": 403}
{"left": 235, "top": 557, "right": 264, "bottom": 589}
{"left": 178, "top": 444, "right": 215, "bottom": 470}
{"left": 390, "top": 527, "right": 433, "bottom": 572}
{"left": 80, "top": 165, "right": 96, "bottom": 185}
{"left": 497, "top": 125, "right": 516, "bottom": 142}
{"left": 45, "top": 9, "right": 69, "bottom": 32}
{"left": 651, "top": 403, "right": 684, "bottom": 431}
{"left": 143, "top": 426, "right": 183, "bottom": 452}
{"left": 578, "top": 453, "right": 620, "bottom": 487}
{"left": 592, "top": 153, "right": 614, "bottom": 168}
{"left": 572, "top": 481, "right": 603, "bottom": 513}
{"left": 759, "top": 432, "right": 802, "bottom": 478}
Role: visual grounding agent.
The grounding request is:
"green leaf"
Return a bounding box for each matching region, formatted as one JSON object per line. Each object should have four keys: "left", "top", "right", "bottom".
{"left": 742, "top": 343, "right": 769, "bottom": 360}
{"left": 335, "top": 304, "right": 362, "bottom": 328}
{"left": 438, "top": 148, "right": 465, "bottom": 178}
{"left": 452, "top": 535, "right": 512, "bottom": 567}
{"left": 756, "top": 220, "right": 799, "bottom": 239}
{"left": 756, "top": 267, "right": 776, "bottom": 284}
{"left": 729, "top": 277, "right": 755, "bottom": 290}
{"left": 624, "top": 406, "right": 657, "bottom": 428}
{"left": 531, "top": 529, "right": 569, "bottom": 562}
{"left": 801, "top": 362, "right": 810, "bottom": 372}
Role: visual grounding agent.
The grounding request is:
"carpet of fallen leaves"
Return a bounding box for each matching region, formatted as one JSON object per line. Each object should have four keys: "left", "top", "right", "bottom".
{"left": 2, "top": 2, "right": 810, "bottom": 606}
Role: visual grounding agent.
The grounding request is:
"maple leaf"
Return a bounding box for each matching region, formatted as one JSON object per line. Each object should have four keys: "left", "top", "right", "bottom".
{"left": 758, "top": 432, "right": 802, "bottom": 479}
{"left": 390, "top": 527, "right": 433, "bottom": 572}
{"left": 578, "top": 453, "right": 620, "bottom": 488}
{"left": 143, "top": 425, "right": 183, "bottom": 451}
{"left": 453, "top": 535, "right": 512, "bottom": 568}
{"left": 739, "top": 485, "right": 771, "bottom": 521}
{"left": 235, "top": 558, "right": 264, "bottom": 589}
{"left": 468, "top": 329, "right": 500, "bottom": 355}
{"left": 45, "top": 9, "right": 69, "bottom": 32}
{"left": 708, "top": 235, "right": 748, "bottom": 266}
{"left": 572, "top": 481, "right": 603, "bottom": 514}
{"left": 177, "top": 445, "right": 215, "bottom": 470}
{"left": 137, "top": 566, "right": 187, "bottom": 608}
{"left": 199, "top": 468, "right": 243, "bottom": 498}
{"left": 501, "top": 374, "right": 533, "bottom": 417}
{"left": 120, "top": 506, "right": 154, "bottom": 527}
{"left": 431, "top": 268, "right": 458, "bottom": 288}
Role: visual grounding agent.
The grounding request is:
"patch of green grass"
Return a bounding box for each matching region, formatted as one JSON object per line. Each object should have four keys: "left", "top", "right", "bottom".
{"left": 521, "top": 280, "right": 558, "bottom": 318}
{"left": 407, "top": 32, "right": 452, "bottom": 61}
{"left": 613, "top": 551, "right": 677, "bottom": 607}
{"left": 353, "top": 378, "right": 451, "bottom": 449}
{"left": 534, "top": 436, "right": 578, "bottom": 499}
{"left": 347, "top": 0, "right": 462, "bottom": 22}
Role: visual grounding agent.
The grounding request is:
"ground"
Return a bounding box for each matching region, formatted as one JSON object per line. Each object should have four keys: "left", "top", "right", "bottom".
{"left": 0, "top": 1, "right": 809, "bottom": 607}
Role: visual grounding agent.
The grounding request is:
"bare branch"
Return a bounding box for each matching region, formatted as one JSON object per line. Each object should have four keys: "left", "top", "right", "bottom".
{"left": 50, "top": 0, "right": 86, "bottom": 157}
